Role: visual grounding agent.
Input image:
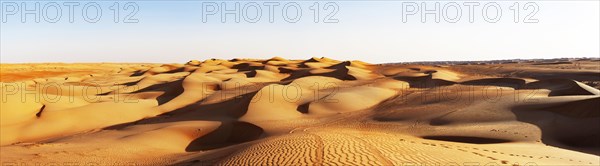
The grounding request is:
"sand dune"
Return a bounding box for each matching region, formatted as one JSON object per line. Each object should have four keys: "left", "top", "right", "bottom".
{"left": 1, "top": 58, "right": 599, "bottom": 165}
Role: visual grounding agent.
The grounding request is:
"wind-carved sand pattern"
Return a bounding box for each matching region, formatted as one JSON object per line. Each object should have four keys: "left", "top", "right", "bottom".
{"left": 0, "top": 57, "right": 599, "bottom": 165}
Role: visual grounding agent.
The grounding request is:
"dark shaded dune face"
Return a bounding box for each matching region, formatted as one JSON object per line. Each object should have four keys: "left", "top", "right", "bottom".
{"left": 120, "top": 79, "right": 143, "bottom": 86}
{"left": 296, "top": 102, "right": 310, "bottom": 114}
{"left": 281, "top": 66, "right": 357, "bottom": 81}
{"left": 232, "top": 63, "right": 265, "bottom": 71}
{"left": 460, "top": 78, "right": 526, "bottom": 89}
{"left": 456, "top": 78, "right": 598, "bottom": 97}
{"left": 302, "top": 57, "right": 320, "bottom": 63}
{"left": 186, "top": 121, "right": 263, "bottom": 152}
{"left": 422, "top": 70, "right": 437, "bottom": 74}
{"left": 422, "top": 136, "right": 511, "bottom": 144}
{"left": 325, "top": 61, "right": 352, "bottom": 69}
{"left": 322, "top": 67, "right": 357, "bottom": 80}
{"left": 277, "top": 67, "right": 296, "bottom": 73}
{"left": 510, "top": 97, "right": 599, "bottom": 124}
{"left": 297, "top": 58, "right": 322, "bottom": 68}
{"left": 560, "top": 133, "right": 600, "bottom": 148}
{"left": 408, "top": 67, "right": 420, "bottom": 71}
{"left": 244, "top": 70, "right": 257, "bottom": 78}
{"left": 129, "top": 79, "right": 186, "bottom": 105}
{"left": 158, "top": 91, "right": 261, "bottom": 123}
{"left": 428, "top": 117, "right": 453, "bottom": 126}
{"left": 392, "top": 75, "right": 455, "bottom": 88}
{"left": 36, "top": 105, "right": 45, "bottom": 118}
{"left": 372, "top": 103, "right": 459, "bottom": 122}
{"left": 155, "top": 80, "right": 186, "bottom": 105}
{"left": 541, "top": 97, "right": 600, "bottom": 118}
{"left": 104, "top": 89, "right": 261, "bottom": 132}
{"left": 129, "top": 70, "right": 147, "bottom": 77}
{"left": 186, "top": 60, "right": 202, "bottom": 66}
{"left": 532, "top": 61, "right": 573, "bottom": 65}
{"left": 228, "top": 121, "right": 264, "bottom": 142}
{"left": 370, "top": 85, "right": 519, "bottom": 126}
{"left": 366, "top": 81, "right": 582, "bottom": 147}
{"left": 510, "top": 97, "right": 600, "bottom": 153}
{"left": 163, "top": 67, "right": 186, "bottom": 74}
{"left": 521, "top": 79, "right": 599, "bottom": 96}
{"left": 451, "top": 63, "right": 600, "bottom": 84}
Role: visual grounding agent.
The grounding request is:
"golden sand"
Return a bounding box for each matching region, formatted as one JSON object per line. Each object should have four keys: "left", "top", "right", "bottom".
{"left": 1, "top": 58, "right": 599, "bottom": 165}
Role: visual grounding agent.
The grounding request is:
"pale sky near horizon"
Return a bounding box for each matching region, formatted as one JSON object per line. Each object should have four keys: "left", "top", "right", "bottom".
{"left": 0, "top": 1, "right": 598, "bottom": 64}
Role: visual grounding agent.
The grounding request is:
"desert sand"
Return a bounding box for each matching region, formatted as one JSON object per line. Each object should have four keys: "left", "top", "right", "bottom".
{"left": 0, "top": 57, "right": 599, "bottom": 165}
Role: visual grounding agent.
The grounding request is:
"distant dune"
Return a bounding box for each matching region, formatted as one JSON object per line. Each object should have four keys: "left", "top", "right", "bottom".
{"left": 1, "top": 57, "right": 599, "bottom": 165}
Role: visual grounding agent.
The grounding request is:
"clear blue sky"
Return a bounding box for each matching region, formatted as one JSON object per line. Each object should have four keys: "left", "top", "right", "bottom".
{"left": 1, "top": 1, "right": 598, "bottom": 63}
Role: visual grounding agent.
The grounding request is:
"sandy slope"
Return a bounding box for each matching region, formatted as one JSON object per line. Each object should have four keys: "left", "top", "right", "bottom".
{"left": 1, "top": 58, "right": 599, "bottom": 165}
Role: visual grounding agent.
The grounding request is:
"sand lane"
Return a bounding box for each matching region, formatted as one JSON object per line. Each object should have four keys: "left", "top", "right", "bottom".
{"left": 1, "top": 57, "right": 599, "bottom": 165}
